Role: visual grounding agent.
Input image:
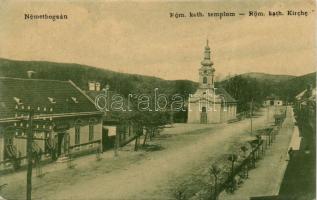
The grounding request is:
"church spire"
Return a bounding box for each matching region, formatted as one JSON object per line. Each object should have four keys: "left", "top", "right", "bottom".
{"left": 201, "top": 39, "right": 213, "bottom": 67}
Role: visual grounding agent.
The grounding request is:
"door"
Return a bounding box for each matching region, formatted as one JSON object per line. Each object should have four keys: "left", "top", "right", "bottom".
{"left": 57, "top": 132, "right": 65, "bottom": 156}
{"left": 102, "top": 128, "right": 109, "bottom": 149}
{"left": 4, "top": 134, "right": 14, "bottom": 160}
{"left": 63, "top": 133, "right": 70, "bottom": 155}
{"left": 200, "top": 107, "right": 207, "bottom": 124}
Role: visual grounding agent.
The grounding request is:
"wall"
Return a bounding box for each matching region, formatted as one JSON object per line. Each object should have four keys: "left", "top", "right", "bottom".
{"left": 219, "top": 104, "right": 237, "bottom": 123}
{"left": 68, "top": 119, "right": 102, "bottom": 154}
{"left": 207, "top": 103, "right": 222, "bottom": 123}
{"left": 187, "top": 102, "right": 201, "bottom": 123}
{"left": 274, "top": 100, "right": 283, "bottom": 106}
{"left": 188, "top": 101, "right": 223, "bottom": 123}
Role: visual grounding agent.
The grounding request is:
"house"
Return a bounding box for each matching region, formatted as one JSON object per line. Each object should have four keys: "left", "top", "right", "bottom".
{"left": 187, "top": 41, "right": 237, "bottom": 124}
{"left": 0, "top": 77, "right": 103, "bottom": 170}
{"left": 295, "top": 85, "right": 316, "bottom": 111}
{"left": 263, "top": 96, "right": 283, "bottom": 106}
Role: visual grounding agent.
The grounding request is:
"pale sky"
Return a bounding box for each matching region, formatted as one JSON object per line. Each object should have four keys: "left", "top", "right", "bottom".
{"left": 0, "top": 0, "right": 316, "bottom": 81}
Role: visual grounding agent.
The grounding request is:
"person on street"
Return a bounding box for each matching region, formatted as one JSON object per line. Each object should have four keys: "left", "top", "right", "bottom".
{"left": 288, "top": 147, "right": 294, "bottom": 161}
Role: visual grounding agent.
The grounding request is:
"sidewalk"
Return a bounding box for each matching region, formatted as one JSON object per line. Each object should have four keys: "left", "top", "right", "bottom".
{"left": 219, "top": 107, "right": 295, "bottom": 200}
{"left": 278, "top": 109, "right": 316, "bottom": 200}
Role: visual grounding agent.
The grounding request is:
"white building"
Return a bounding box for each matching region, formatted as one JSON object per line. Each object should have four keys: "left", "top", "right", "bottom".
{"left": 263, "top": 96, "right": 283, "bottom": 106}
{"left": 187, "top": 41, "right": 237, "bottom": 124}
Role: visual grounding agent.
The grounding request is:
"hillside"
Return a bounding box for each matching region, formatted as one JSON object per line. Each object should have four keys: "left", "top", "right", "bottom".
{"left": 240, "top": 72, "right": 295, "bottom": 83}
{"left": 219, "top": 72, "right": 315, "bottom": 112}
{"left": 0, "top": 57, "right": 315, "bottom": 114}
{"left": 0, "top": 58, "right": 198, "bottom": 98}
{"left": 278, "top": 72, "right": 316, "bottom": 100}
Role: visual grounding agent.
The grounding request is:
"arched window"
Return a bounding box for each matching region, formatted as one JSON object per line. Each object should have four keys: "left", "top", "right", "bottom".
{"left": 203, "top": 77, "right": 207, "bottom": 84}
{"left": 74, "top": 120, "right": 82, "bottom": 145}
{"left": 89, "top": 118, "right": 96, "bottom": 141}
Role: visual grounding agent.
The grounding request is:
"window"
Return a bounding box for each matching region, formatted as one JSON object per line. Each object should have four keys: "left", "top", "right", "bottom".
{"left": 4, "top": 135, "right": 14, "bottom": 160}
{"left": 89, "top": 124, "right": 94, "bottom": 141}
{"left": 75, "top": 125, "right": 80, "bottom": 145}
{"left": 71, "top": 97, "right": 79, "bottom": 103}
{"left": 202, "top": 107, "right": 207, "bottom": 112}
{"left": 13, "top": 97, "right": 23, "bottom": 105}
{"left": 44, "top": 131, "right": 52, "bottom": 153}
{"left": 48, "top": 97, "right": 56, "bottom": 104}
{"left": 129, "top": 125, "right": 132, "bottom": 136}
{"left": 203, "top": 77, "right": 207, "bottom": 84}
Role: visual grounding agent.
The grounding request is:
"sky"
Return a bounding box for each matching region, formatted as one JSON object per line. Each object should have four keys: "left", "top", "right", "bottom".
{"left": 0, "top": 0, "right": 316, "bottom": 81}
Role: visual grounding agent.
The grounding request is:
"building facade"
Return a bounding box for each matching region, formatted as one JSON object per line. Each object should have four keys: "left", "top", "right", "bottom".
{"left": 263, "top": 96, "right": 283, "bottom": 106}
{"left": 187, "top": 41, "right": 237, "bottom": 124}
{"left": 85, "top": 86, "right": 139, "bottom": 150}
{"left": 0, "top": 77, "right": 103, "bottom": 170}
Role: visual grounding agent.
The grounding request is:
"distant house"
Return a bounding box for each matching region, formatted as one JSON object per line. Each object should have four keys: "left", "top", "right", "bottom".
{"left": 187, "top": 41, "right": 237, "bottom": 124}
{"left": 263, "top": 96, "right": 283, "bottom": 106}
{"left": 295, "top": 85, "right": 316, "bottom": 112}
{"left": 0, "top": 77, "right": 103, "bottom": 170}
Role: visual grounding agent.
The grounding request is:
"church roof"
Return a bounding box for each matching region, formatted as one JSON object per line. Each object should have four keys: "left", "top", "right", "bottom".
{"left": 215, "top": 88, "right": 237, "bottom": 103}
{"left": 189, "top": 87, "right": 237, "bottom": 103}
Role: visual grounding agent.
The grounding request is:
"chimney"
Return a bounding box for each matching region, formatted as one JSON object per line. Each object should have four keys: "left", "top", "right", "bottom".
{"left": 27, "top": 70, "right": 36, "bottom": 78}
{"left": 95, "top": 82, "right": 101, "bottom": 91}
{"left": 88, "top": 81, "right": 96, "bottom": 91}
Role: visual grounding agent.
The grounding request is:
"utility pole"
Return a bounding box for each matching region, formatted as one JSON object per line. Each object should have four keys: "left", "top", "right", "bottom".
{"left": 250, "top": 98, "right": 253, "bottom": 136}
{"left": 266, "top": 105, "right": 269, "bottom": 124}
{"left": 15, "top": 105, "right": 35, "bottom": 200}
{"left": 15, "top": 105, "right": 54, "bottom": 200}
{"left": 114, "top": 128, "right": 120, "bottom": 157}
{"left": 26, "top": 109, "right": 34, "bottom": 200}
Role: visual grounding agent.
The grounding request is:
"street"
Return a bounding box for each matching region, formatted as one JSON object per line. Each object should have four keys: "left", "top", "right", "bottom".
{"left": 0, "top": 107, "right": 291, "bottom": 200}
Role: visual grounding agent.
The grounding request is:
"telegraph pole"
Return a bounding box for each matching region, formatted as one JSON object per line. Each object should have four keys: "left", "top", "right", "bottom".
{"left": 15, "top": 105, "right": 35, "bottom": 200}
{"left": 26, "top": 109, "right": 34, "bottom": 200}
{"left": 266, "top": 105, "right": 270, "bottom": 124}
{"left": 250, "top": 98, "right": 253, "bottom": 136}
{"left": 15, "top": 105, "right": 54, "bottom": 200}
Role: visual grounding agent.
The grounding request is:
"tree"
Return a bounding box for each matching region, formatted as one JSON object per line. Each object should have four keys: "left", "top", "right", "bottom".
{"left": 227, "top": 154, "right": 238, "bottom": 193}
{"left": 209, "top": 164, "right": 221, "bottom": 200}
{"left": 240, "top": 146, "right": 249, "bottom": 178}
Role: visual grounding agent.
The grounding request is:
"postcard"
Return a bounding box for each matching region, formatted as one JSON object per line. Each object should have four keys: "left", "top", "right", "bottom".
{"left": 0, "top": 1, "right": 315, "bottom": 200}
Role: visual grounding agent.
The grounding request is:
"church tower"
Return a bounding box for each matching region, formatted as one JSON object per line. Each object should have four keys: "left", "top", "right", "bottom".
{"left": 199, "top": 40, "right": 215, "bottom": 89}
{"left": 187, "top": 40, "right": 237, "bottom": 124}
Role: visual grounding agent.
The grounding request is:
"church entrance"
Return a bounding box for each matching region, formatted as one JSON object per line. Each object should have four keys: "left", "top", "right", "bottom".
{"left": 200, "top": 107, "right": 207, "bottom": 124}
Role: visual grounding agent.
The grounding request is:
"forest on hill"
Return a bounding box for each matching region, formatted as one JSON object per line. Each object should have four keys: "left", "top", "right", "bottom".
{"left": 0, "top": 58, "right": 315, "bottom": 122}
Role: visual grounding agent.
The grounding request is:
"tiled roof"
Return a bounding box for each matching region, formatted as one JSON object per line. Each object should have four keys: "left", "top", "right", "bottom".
{"left": 0, "top": 77, "right": 99, "bottom": 120}
{"left": 295, "top": 88, "right": 316, "bottom": 101}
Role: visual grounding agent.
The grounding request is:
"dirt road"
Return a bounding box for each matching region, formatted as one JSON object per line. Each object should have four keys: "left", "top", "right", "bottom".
{"left": 2, "top": 109, "right": 274, "bottom": 200}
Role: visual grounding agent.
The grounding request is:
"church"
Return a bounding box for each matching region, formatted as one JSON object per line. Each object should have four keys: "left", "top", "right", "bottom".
{"left": 187, "top": 41, "right": 237, "bottom": 124}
